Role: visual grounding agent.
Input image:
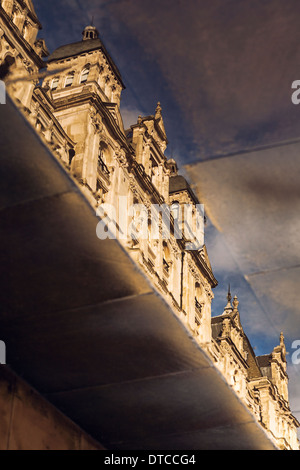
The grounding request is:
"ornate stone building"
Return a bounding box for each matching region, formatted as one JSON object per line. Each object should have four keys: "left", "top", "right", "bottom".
{"left": 209, "top": 290, "right": 299, "bottom": 449}
{"left": 0, "top": 0, "right": 299, "bottom": 450}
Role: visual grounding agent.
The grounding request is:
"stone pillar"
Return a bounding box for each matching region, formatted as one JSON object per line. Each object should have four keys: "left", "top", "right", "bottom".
{"left": 186, "top": 269, "right": 195, "bottom": 330}
{"left": 133, "top": 127, "right": 145, "bottom": 165}
{"left": 83, "top": 110, "right": 102, "bottom": 188}
{"left": 87, "top": 131, "right": 99, "bottom": 192}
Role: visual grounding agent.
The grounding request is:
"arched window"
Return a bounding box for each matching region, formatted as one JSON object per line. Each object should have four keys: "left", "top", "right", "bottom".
{"left": 65, "top": 72, "right": 74, "bottom": 87}
{"left": 51, "top": 77, "right": 59, "bottom": 90}
{"left": 170, "top": 201, "right": 181, "bottom": 238}
{"left": 80, "top": 66, "right": 90, "bottom": 84}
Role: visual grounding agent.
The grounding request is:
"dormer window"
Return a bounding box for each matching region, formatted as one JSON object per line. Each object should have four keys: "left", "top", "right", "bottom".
{"left": 65, "top": 72, "right": 75, "bottom": 87}
{"left": 80, "top": 67, "right": 90, "bottom": 84}
{"left": 51, "top": 77, "right": 59, "bottom": 90}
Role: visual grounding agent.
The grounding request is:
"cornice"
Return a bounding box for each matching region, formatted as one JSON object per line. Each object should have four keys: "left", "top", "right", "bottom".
{"left": 51, "top": 91, "right": 130, "bottom": 153}
{"left": 190, "top": 248, "right": 218, "bottom": 288}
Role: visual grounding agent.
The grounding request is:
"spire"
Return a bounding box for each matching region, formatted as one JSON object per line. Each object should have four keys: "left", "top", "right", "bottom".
{"left": 82, "top": 25, "right": 99, "bottom": 41}
{"left": 154, "top": 101, "right": 167, "bottom": 144}
{"left": 280, "top": 331, "right": 286, "bottom": 360}
{"left": 273, "top": 331, "right": 286, "bottom": 363}
{"left": 223, "top": 284, "right": 233, "bottom": 314}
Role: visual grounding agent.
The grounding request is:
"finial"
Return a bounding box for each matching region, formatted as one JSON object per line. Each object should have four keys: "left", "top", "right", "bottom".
{"left": 279, "top": 332, "right": 286, "bottom": 361}
{"left": 155, "top": 101, "right": 162, "bottom": 119}
{"left": 137, "top": 115, "right": 142, "bottom": 125}
{"left": 223, "top": 284, "right": 233, "bottom": 314}
{"left": 232, "top": 294, "right": 239, "bottom": 312}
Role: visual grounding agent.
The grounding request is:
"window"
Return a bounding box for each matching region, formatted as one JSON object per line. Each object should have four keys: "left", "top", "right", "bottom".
{"left": 80, "top": 67, "right": 90, "bottom": 84}
{"left": 68, "top": 149, "right": 75, "bottom": 166}
{"left": 195, "top": 282, "right": 203, "bottom": 325}
{"left": 163, "top": 258, "right": 170, "bottom": 273}
{"left": 195, "top": 282, "right": 203, "bottom": 312}
{"left": 163, "top": 241, "right": 171, "bottom": 275}
{"left": 195, "top": 297, "right": 202, "bottom": 312}
{"left": 170, "top": 202, "right": 180, "bottom": 221}
{"left": 51, "top": 77, "right": 59, "bottom": 90}
{"left": 65, "top": 73, "right": 74, "bottom": 87}
{"left": 98, "top": 149, "right": 110, "bottom": 176}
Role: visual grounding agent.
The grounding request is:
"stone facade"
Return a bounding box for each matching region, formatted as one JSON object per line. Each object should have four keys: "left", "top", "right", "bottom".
{"left": 0, "top": 0, "right": 299, "bottom": 450}
{"left": 209, "top": 290, "right": 299, "bottom": 449}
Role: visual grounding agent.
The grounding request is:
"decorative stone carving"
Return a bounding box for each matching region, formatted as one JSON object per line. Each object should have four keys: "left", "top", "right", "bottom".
{"left": 128, "top": 175, "right": 140, "bottom": 200}
{"left": 89, "top": 110, "right": 103, "bottom": 134}
{"left": 221, "top": 318, "right": 231, "bottom": 338}
{"left": 187, "top": 257, "right": 200, "bottom": 282}
{"left": 115, "top": 147, "right": 128, "bottom": 168}
{"left": 169, "top": 237, "right": 181, "bottom": 260}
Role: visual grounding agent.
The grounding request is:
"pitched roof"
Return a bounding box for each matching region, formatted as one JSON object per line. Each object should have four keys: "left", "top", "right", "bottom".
{"left": 211, "top": 314, "right": 263, "bottom": 378}
{"left": 169, "top": 175, "right": 200, "bottom": 204}
{"left": 47, "top": 39, "right": 125, "bottom": 88}
{"left": 243, "top": 335, "right": 262, "bottom": 379}
{"left": 257, "top": 354, "right": 271, "bottom": 368}
{"left": 211, "top": 317, "right": 223, "bottom": 340}
{"left": 169, "top": 175, "right": 189, "bottom": 192}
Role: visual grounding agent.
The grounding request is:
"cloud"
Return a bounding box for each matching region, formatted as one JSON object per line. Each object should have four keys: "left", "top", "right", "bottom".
{"left": 203, "top": 220, "right": 279, "bottom": 352}
{"left": 120, "top": 106, "right": 143, "bottom": 130}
